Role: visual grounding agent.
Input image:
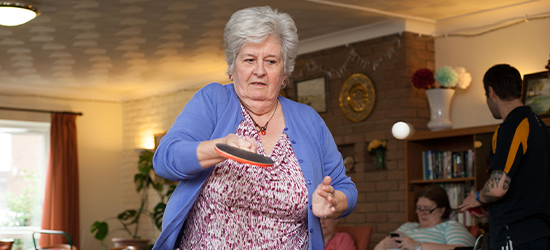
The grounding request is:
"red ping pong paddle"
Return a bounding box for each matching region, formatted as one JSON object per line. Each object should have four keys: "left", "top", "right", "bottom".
{"left": 214, "top": 143, "right": 275, "bottom": 167}
{"left": 467, "top": 207, "right": 484, "bottom": 215}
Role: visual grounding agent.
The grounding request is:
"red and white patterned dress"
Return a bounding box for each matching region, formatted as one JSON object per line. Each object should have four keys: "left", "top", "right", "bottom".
{"left": 179, "top": 104, "right": 309, "bottom": 249}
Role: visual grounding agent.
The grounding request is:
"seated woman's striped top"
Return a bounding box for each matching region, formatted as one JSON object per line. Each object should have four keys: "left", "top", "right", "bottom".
{"left": 397, "top": 221, "right": 475, "bottom": 246}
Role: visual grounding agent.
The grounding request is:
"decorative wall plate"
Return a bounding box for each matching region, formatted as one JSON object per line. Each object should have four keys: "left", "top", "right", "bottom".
{"left": 339, "top": 73, "right": 375, "bottom": 122}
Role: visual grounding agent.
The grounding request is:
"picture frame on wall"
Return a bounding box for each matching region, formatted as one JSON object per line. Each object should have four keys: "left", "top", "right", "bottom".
{"left": 295, "top": 76, "right": 329, "bottom": 113}
{"left": 522, "top": 71, "right": 550, "bottom": 118}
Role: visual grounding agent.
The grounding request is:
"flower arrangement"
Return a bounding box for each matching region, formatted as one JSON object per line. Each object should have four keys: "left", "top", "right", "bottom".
{"left": 412, "top": 66, "right": 471, "bottom": 90}
{"left": 368, "top": 139, "right": 387, "bottom": 152}
{"left": 412, "top": 68, "right": 435, "bottom": 89}
{"left": 368, "top": 139, "right": 387, "bottom": 170}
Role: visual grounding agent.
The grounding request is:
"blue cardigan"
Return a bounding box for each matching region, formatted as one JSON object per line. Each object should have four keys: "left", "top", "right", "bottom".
{"left": 152, "top": 83, "right": 357, "bottom": 250}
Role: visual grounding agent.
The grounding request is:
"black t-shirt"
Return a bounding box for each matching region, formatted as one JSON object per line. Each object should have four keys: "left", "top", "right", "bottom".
{"left": 488, "top": 106, "right": 550, "bottom": 247}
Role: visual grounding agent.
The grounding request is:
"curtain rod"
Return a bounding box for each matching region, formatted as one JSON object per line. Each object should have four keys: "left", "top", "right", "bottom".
{"left": 0, "top": 106, "right": 83, "bottom": 116}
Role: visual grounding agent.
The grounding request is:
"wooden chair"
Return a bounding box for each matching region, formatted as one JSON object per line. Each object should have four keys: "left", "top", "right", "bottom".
{"left": 32, "top": 230, "right": 76, "bottom": 250}
{"left": 466, "top": 225, "right": 480, "bottom": 238}
{"left": 335, "top": 226, "right": 374, "bottom": 250}
{"left": 0, "top": 240, "right": 14, "bottom": 250}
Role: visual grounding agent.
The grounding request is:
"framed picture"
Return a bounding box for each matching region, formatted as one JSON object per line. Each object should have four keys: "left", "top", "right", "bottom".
{"left": 522, "top": 71, "right": 550, "bottom": 117}
{"left": 295, "top": 76, "right": 329, "bottom": 113}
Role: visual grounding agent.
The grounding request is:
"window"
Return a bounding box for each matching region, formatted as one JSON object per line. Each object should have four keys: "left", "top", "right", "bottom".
{"left": 0, "top": 119, "right": 50, "bottom": 248}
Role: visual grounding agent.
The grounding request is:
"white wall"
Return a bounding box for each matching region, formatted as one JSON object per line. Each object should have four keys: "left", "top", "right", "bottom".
{"left": 0, "top": 95, "right": 123, "bottom": 249}
{"left": 435, "top": 17, "right": 550, "bottom": 129}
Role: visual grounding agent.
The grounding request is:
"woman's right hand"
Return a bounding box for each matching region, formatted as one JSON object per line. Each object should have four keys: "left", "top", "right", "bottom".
{"left": 374, "top": 235, "right": 400, "bottom": 250}
{"left": 221, "top": 134, "right": 257, "bottom": 153}
{"left": 197, "top": 134, "right": 257, "bottom": 168}
{"left": 395, "top": 232, "right": 418, "bottom": 250}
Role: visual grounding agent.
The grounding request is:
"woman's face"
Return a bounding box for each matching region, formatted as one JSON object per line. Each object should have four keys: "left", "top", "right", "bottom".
{"left": 416, "top": 197, "right": 445, "bottom": 228}
{"left": 232, "top": 35, "right": 285, "bottom": 104}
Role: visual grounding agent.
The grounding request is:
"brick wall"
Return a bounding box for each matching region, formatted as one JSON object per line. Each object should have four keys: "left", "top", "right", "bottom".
{"left": 287, "top": 32, "right": 434, "bottom": 249}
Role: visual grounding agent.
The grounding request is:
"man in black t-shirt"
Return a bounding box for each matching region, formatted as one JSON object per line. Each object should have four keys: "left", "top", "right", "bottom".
{"left": 460, "top": 64, "right": 550, "bottom": 250}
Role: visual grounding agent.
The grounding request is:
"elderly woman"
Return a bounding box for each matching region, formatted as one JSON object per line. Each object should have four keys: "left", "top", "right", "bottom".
{"left": 374, "top": 185, "right": 474, "bottom": 250}
{"left": 152, "top": 6, "right": 357, "bottom": 250}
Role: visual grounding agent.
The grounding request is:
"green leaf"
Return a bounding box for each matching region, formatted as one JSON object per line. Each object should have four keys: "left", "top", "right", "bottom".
{"left": 134, "top": 173, "right": 145, "bottom": 192}
{"left": 117, "top": 209, "right": 137, "bottom": 221}
{"left": 153, "top": 181, "right": 163, "bottom": 192}
{"left": 138, "top": 150, "right": 154, "bottom": 174}
{"left": 166, "top": 185, "right": 176, "bottom": 198}
{"left": 138, "top": 161, "right": 151, "bottom": 174}
{"left": 90, "top": 221, "right": 109, "bottom": 241}
{"left": 153, "top": 202, "right": 166, "bottom": 231}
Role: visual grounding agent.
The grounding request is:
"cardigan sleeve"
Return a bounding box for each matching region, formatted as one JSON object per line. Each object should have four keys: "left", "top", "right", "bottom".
{"left": 153, "top": 83, "right": 228, "bottom": 181}
{"left": 318, "top": 114, "right": 357, "bottom": 218}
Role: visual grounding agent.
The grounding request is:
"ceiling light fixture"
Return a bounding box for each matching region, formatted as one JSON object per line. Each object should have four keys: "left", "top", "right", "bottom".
{"left": 0, "top": 2, "right": 40, "bottom": 26}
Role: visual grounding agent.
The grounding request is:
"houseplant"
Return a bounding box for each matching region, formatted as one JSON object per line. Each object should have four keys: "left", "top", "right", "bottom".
{"left": 91, "top": 150, "right": 176, "bottom": 250}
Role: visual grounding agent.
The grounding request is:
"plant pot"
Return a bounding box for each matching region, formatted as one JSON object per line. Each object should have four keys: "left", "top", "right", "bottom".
{"left": 374, "top": 148, "right": 386, "bottom": 170}
{"left": 112, "top": 238, "right": 150, "bottom": 250}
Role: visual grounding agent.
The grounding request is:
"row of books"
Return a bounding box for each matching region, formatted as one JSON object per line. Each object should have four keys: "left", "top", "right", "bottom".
{"left": 422, "top": 150, "right": 475, "bottom": 180}
{"left": 450, "top": 210, "right": 478, "bottom": 227}
{"left": 440, "top": 182, "right": 475, "bottom": 209}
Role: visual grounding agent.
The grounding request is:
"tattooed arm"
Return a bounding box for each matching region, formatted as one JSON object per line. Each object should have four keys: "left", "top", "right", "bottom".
{"left": 459, "top": 170, "right": 511, "bottom": 212}
{"left": 480, "top": 170, "right": 511, "bottom": 203}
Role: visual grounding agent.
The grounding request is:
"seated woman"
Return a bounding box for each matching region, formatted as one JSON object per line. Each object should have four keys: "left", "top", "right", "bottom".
{"left": 321, "top": 218, "right": 356, "bottom": 250}
{"left": 374, "top": 184, "right": 475, "bottom": 250}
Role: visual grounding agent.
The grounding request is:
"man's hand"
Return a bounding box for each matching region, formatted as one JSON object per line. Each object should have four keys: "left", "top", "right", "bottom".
{"left": 459, "top": 192, "right": 482, "bottom": 212}
{"left": 459, "top": 194, "right": 488, "bottom": 218}
{"left": 460, "top": 170, "right": 511, "bottom": 214}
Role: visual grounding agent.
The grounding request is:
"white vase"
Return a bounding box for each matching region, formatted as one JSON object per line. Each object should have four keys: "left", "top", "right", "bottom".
{"left": 425, "top": 88, "right": 455, "bottom": 131}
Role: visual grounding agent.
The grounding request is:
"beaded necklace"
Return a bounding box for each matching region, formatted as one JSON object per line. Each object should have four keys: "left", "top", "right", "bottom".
{"left": 241, "top": 99, "right": 278, "bottom": 135}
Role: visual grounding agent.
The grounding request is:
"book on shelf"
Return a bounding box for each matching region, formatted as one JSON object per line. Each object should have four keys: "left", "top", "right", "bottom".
{"left": 440, "top": 182, "right": 474, "bottom": 208}
{"left": 422, "top": 150, "right": 475, "bottom": 180}
{"left": 441, "top": 182, "right": 477, "bottom": 226}
{"left": 454, "top": 210, "right": 477, "bottom": 227}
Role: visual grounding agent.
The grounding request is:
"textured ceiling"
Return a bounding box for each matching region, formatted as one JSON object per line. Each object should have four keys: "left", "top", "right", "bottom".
{"left": 0, "top": 0, "right": 541, "bottom": 101}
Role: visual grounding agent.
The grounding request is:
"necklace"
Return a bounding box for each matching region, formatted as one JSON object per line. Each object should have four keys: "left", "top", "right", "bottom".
{"left": 243, "top": 100, "right": 278, "bottom": 135}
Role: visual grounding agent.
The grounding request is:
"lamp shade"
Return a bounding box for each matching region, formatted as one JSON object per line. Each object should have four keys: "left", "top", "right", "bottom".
{"left": 0, "top": 3, "right": 40, "bottom": 26}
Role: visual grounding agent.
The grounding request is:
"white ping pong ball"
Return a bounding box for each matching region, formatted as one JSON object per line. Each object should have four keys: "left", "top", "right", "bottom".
{"left": 392, "top": 122, "right": 410, "bottom": 140}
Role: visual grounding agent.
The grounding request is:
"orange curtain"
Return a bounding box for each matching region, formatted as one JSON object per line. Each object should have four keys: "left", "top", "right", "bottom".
{"left": 40, "top": 113, "right": 80, "bottom": 247}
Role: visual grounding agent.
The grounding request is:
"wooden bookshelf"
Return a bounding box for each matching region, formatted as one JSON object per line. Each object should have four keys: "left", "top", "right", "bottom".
{"left": 404, "top": 117, "right": 550, "bottom": 222}
{"left": 404, "top": 124, "right": 496, "bottom": 223}
{"left": 409, "top": 177, "right": 476, "bottom": 184}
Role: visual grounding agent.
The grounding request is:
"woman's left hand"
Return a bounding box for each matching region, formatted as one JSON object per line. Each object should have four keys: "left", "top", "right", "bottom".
{"left": 312, "top": 176, "right": 347, "bottom": 219}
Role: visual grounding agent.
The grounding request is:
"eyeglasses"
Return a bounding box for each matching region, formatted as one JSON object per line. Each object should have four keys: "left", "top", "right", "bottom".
{"left": 415, "top": 207, "right": 438, "bottom": 214}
